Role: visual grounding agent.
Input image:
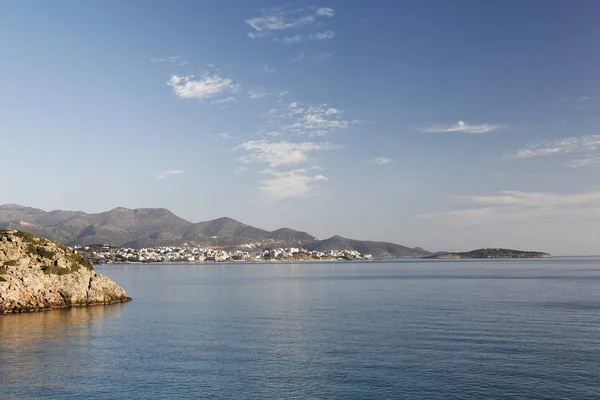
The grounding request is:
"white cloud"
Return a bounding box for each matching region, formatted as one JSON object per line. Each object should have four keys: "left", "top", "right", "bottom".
{"left": 277, "top": 35, "right": 303, "bottom": 45}
{"left": 565, "top": 155, "right": 600, "bottom": 168}
{"left": 258, "top": 169, "right": 328, "bottom": 199}
{"left": 246, "top": 14, "right": 315, "bottom": 33}
{"left": 168, "top": 74, "right": 239, "bottom": 101}
{"left": 151, "top": 56, "right": 187, "bottom": 67}
{"left": 247, "top": 32, "right": 265, "bottom": 39}
{"left": 504, "top": 134, "right": 600, "bottom": 159}
{"left": 310, "top": 52, "right": 334, "bottom": 62}
{"left": 210, "top": 132, "right": 231, "bottom": 140}
{"left": 263, "top": 64, "right": 276, "bottom": 73}
{"left": 247, "top": 88, "right": 270, "bottom": 99}
{"left": 211, "top": 96, "right": 237, "bottom": 104}
{"left": 367, "top": 157, "right": 393, "bottom": 165}
{"left": 266, "top": 102, "right": 351, "bottom": 137}
{"left": 151, "top": 56, "right": 181, "bottom": 63}
{"left": 156, "top": 170, "right": 184, "bottom": 180}
{"left": 421, "top": 120, "right": 501, "bottom": 134}
{"left": 572, "top": 96, "right": 600, "bottom": 111}
{"left": 309, "top": 31, "right": 335, "bottom": 40}
{"left": 418, "top": 190, "right": 600, "bottom": 224}
{"left": 316, "top": 7, "right": 335, "bottom": 17}
{"left": 580, "top": 96, "right": 600, "bottom": 102}
{"left": 235, "top": 140, "right": 335, "bottom": 167}
{"left": 246, "top": 6, "right": 335, "bottom": 41}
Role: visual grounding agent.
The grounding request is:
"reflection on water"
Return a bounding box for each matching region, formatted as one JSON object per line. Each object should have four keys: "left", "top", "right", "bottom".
{"left": 0, "top": 305, "right": 125, "bottom": 348}
{"left": 1, "top": 259, "right": 600, "bottom": 399}
{"left": 0, "top": 305, "right": 126, "bottom": 399}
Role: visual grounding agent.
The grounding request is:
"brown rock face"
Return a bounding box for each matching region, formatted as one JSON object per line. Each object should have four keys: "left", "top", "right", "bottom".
{"left": 0, "top": 230, "right": 131, "bottom": 315}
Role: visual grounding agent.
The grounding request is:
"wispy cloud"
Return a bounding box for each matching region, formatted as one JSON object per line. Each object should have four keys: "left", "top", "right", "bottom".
{"left": 572, "top": 95, "right": 600, "bottom": 111}
{"left": 247, "top": 88, "right": 270, "bottom": 99}
{"left": 235, "top": 140, "right": 336, "bottom": 167}
{"left": 258, "top": 169, "right": 328, "bottom": 199}
{"left": 277, "top": 35, "right": 303, "bottom": 45}
{"left": 246, "top": 6, "right": 335, "bottom": 42}
{"left": 316, "top": 7, "right": 335, "bottom": 17}
{"left": 209, "top": 132, "right": 231, "bottom": 140}
{"left": 564, "top": 155, "right": 600, "bottom": 168}
{"left": 168, "top": 73, "right": 240, "bottom": 101}
{"left": 580, "top": 96, "right": 600, "bottom": 102}
{"left": 418, "top": 190, "right": 600, "bottom": 224}
{"left": 246, "top": 14, "right": 314, "bottom": 33}
{"left": 234, "top": 166, "right": 248, "bottom": 175}
{"left": 266, "top": 102, "right": 353, "bottom": 137}
{"left": 156, "top": 170, "right": 184, "bottom": 180}
{"left": 309, "top": 31, "right": 335, "bottom": 40}
{"left": 277, "top": 31, "right": 335, "bottom": 44}
{"left": 504, "top": 134, "right": 600, "bottom": 160}
{"left": 151, "top": 56, "right": 187, "bottom": 66}
{"left": 310, "top": 52, "right": 334, "bottom": 62}
{"left": 263, "top": 64, "right": 276, "bottom": 73}
{"left": 421, "top": 120, "right": 501, "bottom": 134}
{"left": 211, "top": 96, "right": 237, "bottom": 104}
{"left": 367, "top": 157, "right": 393, "bottom": 165}
{"left": 292, "top": 52, "right": 305, "bottom": 62}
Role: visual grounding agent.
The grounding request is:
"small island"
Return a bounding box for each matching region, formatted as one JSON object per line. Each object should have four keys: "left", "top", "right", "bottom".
{"left": 0, "top": 230, "right": 131, "bottom": 315}
{"left": 423, "top": 248, "right": 552, "bottom": 259}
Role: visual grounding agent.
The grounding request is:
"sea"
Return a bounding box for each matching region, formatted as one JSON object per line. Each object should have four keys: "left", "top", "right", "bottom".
{"left": 1, "top": 258, "right": 600, "bottom": 399}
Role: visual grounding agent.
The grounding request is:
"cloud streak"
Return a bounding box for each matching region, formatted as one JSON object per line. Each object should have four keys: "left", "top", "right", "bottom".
{"left": 210, "top": 132, "right": 231, "bottom": 140}
{"left": 418, "top": 190, "right": 600, "bottom": 224}
{"left": 309, "top": 31, "right": 335, "bottom": 40}
{"left": 565, "top": 155, "right": 600, "bottom": 168}
{"left": 421, "top": 120, "right": 501, "bottom": 134}
{"left": 310, "top": 52, "right": 334, "bottom": 62}
{"left": 156, "top": 170, "right": 184, "bottom": 180}
{"left": 263, "top": 64, "right": 276, "bottom": 73}
{"left": 367, "top": 157, "right": 393, "bottom": 165}
{"left": 247, "top": 88, "right": 270, "bottom": 99}
{"left": 277, "top": 31, "right": 335, "bottom": 44}
{"left": 504, "top": 134, "right": 600, "bottom": 159}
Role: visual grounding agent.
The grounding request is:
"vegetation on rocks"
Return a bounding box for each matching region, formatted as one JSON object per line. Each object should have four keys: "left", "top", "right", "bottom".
{"left": 5, "top": 229, "right": 93, "bottom": 275}
{"left": 0, "top": 229, "right": 130, "bottom": 314}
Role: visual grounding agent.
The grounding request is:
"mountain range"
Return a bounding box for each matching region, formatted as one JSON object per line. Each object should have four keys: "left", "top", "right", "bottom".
{"left": 0, "top": 204, "right": 431, "bottom": 258}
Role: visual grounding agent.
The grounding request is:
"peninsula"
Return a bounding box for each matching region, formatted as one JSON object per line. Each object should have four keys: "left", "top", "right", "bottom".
{"left": 0, "top": 230, "right": 131, "bottom": 315}
{"left": 424, "top": 248, "right": 552, "bottom": 259}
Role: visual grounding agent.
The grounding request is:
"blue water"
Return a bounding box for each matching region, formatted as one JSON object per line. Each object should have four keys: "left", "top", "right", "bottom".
{"left": 2, "top": 258, "right": 600, "bottom": 399}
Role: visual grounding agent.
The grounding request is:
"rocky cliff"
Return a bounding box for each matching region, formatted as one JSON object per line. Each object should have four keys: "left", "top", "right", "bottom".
{"left": 0, "top": 230, "right": 130, "bottom": 315}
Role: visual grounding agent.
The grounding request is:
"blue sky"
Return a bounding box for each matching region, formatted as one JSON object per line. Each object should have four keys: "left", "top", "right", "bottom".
{"left": 1, "top": 0, "right": 600, "bottom": 255}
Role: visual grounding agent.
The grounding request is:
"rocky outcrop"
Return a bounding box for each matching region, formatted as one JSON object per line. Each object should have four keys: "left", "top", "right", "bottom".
{"left": 0, "top": 230, "right": 130, "bottom": 315}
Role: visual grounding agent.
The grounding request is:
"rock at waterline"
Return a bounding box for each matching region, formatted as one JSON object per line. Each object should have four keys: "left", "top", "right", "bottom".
{"left": 0, "top": 230, "right": 130, "bottom": 315}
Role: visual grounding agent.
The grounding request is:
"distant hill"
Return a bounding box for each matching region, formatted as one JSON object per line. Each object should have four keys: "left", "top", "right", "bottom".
{"left": 304, "top": 235, "right": 431, "bottom": 259}
{"left": 0, "top": 204, "right": 430, "bottom": 258}
{"left": 424, "top": 248, "right": 552, "bottom": 259}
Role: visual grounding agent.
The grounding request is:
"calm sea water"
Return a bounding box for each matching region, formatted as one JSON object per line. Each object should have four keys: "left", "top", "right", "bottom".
{"left": 1, "top": 258, "right": 600, "bottom": 399}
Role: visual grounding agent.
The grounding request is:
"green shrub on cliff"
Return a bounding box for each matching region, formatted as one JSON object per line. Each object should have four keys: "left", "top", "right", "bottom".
{"left": 2, "top": 230, "right": 94, "bottom": 275}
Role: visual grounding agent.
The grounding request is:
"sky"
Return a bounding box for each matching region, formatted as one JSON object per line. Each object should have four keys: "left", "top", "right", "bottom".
{"left": 1, "top": 0, "right": 600, "bottom": 255}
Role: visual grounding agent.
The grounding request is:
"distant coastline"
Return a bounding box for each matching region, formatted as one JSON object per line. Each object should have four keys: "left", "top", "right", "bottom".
{"left": 424, "top": 248, "right": 552, "bottom": 259}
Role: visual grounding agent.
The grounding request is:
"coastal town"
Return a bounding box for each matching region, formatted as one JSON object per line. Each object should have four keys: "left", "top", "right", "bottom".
{"left": 75, "top": 244, "right": 374, "bottom": 264}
